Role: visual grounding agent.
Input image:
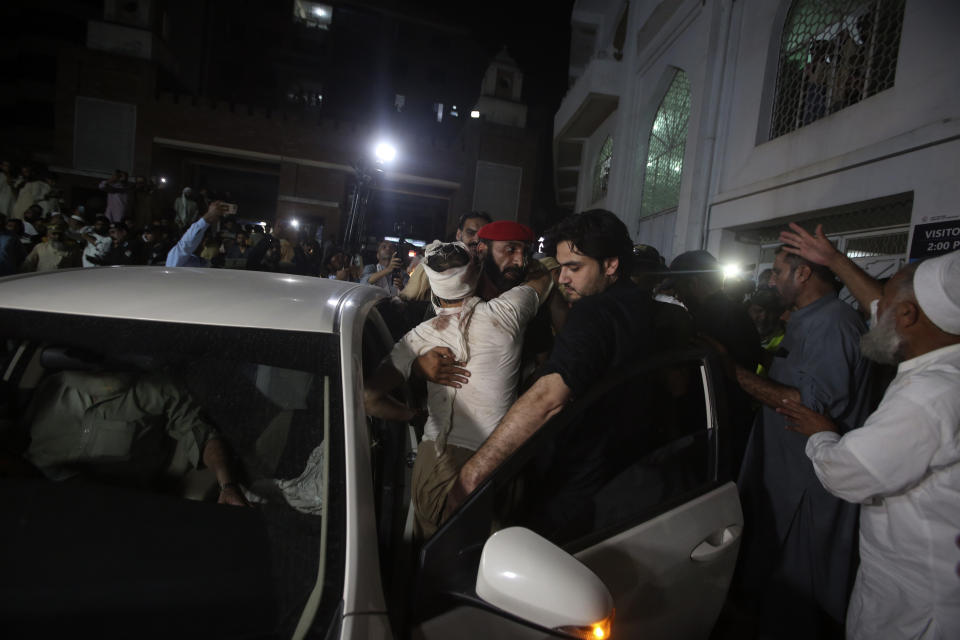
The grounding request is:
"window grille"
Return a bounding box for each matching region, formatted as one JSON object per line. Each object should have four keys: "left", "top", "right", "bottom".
{"left": 639, "top": 70, "right": 690, "bottom": 218}
{"left": 844, "top": 231, "right": 907, "bottom": 258}
{"left": 591, "top": 136, "right": 613, "bottom": 203}
{"left": 770, "top": 0, "right": 905, "bottom": 138}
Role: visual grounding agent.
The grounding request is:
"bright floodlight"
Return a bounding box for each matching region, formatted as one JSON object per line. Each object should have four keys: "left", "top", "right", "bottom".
{"left": 290, "top": 218, "right": 300, "bottom": 228}
{"left": 375, "top": 142, "right": 397, "bottom": 163}
{"left": 159, "top": 177, "right": 167, "bottom": 184}
{"left": 470, "top": 110, "right": 480, "bottom": 118}
{"left": 722, "top": 263, "right": 740, "bottom": 278}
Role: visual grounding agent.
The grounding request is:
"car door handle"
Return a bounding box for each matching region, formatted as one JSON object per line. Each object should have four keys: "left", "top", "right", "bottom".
{"left": 690, "top": 525, "right": 742, "bottom": 562}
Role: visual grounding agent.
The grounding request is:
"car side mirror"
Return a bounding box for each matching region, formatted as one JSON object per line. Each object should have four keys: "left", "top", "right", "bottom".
{"left": 475, "top": 527, "right": 614, "bottom": 639}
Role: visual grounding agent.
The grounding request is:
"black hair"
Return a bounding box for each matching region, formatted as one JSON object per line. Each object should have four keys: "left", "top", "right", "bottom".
{"left": 457, "top": 210, "right": 493, "bottom": 230}
{"left": 545, "top": 209, "right": 633, "bottom": 276}
{"left": 776, "top": 245, "right": 836, "bottom": 285}
{"left": 425, "top": 243, "right": 470, "bottom": 272}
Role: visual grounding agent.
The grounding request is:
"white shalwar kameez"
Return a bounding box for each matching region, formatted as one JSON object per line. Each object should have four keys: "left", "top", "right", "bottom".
{"left": 805, "top": 343, "right": 960, "bottom": 640}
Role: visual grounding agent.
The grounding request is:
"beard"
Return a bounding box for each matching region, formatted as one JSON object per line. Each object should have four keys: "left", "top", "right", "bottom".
{"left": 860, "top": 306, "right": 904, "bottom": 365}
{"left": 482, "top": 251, "right": 526, "bottom": 291}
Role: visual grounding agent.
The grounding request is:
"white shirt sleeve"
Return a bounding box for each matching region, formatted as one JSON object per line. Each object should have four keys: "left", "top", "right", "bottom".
{"left": 805, "top": 395, "right": 942, "bottom": 503}
{"left": 385, "top": 329, "right": 429, "bottom": 380}
{"left": 481, "top": 285, "right": 540, "bottom": 336}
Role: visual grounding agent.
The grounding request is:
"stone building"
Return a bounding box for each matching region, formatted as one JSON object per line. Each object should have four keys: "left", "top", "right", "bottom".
{"left": 555, "top": 0, "right": 960, "bottom": 282}
{"left": 3, "top": 0, "right": 548, "bottom": 245}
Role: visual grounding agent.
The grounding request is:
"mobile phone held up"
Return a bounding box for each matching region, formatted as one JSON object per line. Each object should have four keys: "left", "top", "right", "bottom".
{"left": 221, "top": 203, "right": 238, "bottom": 215}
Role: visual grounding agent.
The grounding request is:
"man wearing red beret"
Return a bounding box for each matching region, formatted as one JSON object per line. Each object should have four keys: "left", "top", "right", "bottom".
{"left": 414, "top": 218, "right": 554, "bottom": 387}
{"left": 474, "top": 220, "right": 535, "bottom": 300}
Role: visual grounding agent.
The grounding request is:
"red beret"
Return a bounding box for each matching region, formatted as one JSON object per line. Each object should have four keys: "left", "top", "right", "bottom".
{"left": 476, "top": 220, "right": 534, "bottom": 243}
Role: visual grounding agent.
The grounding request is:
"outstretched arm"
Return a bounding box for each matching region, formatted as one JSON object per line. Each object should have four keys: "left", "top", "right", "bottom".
{"left": 202, "top": 436, "right": 250, "bottom": 507}
{"left": 779, "top": 223, "right": 882, "bottom": 310}
{"left": 444, "top": 372, "right": 570, "bottom": 516}
{"left": 363, "top": 362, "right": 421, "bottom": 423}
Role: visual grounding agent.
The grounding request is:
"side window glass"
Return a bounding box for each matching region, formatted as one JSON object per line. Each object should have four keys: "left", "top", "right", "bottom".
{"left": 493, "top": 358, "right": 712, "bottom": 549}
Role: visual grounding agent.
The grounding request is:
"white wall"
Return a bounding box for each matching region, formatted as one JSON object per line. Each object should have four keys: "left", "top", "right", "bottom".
{"left": 577, "top": 111, "right": 618, "bottom": 211}
{"left": 571, "top": 0, "right": 960, "bottom": 264}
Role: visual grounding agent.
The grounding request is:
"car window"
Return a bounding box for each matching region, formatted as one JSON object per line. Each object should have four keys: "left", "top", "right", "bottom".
{"left": 492, "top": 354, "right": 716, "bottom": 550}
{"left": 0, "top": 310, "right": 345, "bottom": 638}
{"left": 414, "top": 350, "right": 725, "bottom": 612}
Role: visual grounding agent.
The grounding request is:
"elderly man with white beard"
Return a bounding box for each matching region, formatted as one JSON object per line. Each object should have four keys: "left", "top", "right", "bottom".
{"left": 778, "top": 224, "right": 960, "bottom": 640}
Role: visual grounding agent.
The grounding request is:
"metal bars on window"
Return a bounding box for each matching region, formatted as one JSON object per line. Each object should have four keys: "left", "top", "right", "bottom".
{"left": 591, "top": 136, "right": 613, "bottom": 203}
{"left": 639, "top": 70, "right": 690, "bottom": 218}
{"left": 770, "top": 0, "right": 905, "bottom": 138}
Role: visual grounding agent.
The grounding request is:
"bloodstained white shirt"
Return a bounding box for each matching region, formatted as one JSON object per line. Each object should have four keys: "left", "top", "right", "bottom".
{"left": 805, "top": 343, "right": 960, "bottom": 640}
{"left": 387, "top": 285, "right": 540, "bottom": 452}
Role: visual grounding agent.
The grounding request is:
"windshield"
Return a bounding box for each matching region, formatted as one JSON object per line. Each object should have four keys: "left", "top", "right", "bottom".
{"left": 0, "top": 310, "right": 344, "bottom": 639}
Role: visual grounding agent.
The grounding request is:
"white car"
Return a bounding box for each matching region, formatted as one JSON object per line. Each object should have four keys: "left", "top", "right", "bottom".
{"left": 0, "top": 267, "right": 742, "bottom": 639}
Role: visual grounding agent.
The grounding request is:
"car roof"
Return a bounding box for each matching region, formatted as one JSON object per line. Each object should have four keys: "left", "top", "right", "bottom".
{"left": 0, "top": 267, "right": 387, "bottom": 334}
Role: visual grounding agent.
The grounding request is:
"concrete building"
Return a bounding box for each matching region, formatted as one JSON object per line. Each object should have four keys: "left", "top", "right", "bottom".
{"left": 3, "top": 0, "right": 548, "bottom": 246}
{"left": 554, "top": 0, "right": 960, "bottom": 283}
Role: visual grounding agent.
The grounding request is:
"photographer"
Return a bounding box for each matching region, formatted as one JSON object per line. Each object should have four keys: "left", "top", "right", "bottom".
{"left": 361, "top": 239, "right": 409, "bottom": 296}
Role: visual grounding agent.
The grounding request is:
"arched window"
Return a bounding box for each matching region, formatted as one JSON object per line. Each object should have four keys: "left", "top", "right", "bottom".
{"left": 770, "top": 0, "right": 905, "bottom": 138}
{"left": 591, "top": 136, "right": 613, "bottom": 203}
{"left": 639, "top": 69, "right": 690, "bottom": 219}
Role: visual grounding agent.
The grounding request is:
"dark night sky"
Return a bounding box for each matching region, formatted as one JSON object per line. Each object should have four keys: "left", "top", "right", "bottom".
{"left": 385, "top": 0, "right": 575, "bottom": 117}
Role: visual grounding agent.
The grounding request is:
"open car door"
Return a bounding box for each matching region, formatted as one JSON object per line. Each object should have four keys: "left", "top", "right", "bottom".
{"left": 409, "top": 349, "right": 742, "bottom": 640}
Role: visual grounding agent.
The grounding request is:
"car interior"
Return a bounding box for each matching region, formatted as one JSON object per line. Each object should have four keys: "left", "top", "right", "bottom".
{"left": 0, "top": 309, "right": 344, "bottom": 639}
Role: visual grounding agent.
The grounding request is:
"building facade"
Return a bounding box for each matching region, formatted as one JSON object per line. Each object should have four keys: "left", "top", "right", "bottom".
{"left": 555, "top": 0, "right": 960, "bottom": 281}
{"left": 3, "top": 0, "right": 547, "bottom": 246}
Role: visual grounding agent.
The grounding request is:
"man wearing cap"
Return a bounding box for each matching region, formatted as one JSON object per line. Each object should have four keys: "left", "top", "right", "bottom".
{"left": 776, "top": 224, "right": 960, "bottom": 640}
{"left": 20, "top": 222, "right": 80, "bottom": 272}
{"left": 363, "top": 240, "right": 552, "bottom": 537}
{"left": 103, "top": 221, "right": 134, "bottom": 266}
{"left": 668, "top": 249, "right": 763, "bottom": 372}
{"left": 81, "top": 215, "right": 113, "bottom": 268}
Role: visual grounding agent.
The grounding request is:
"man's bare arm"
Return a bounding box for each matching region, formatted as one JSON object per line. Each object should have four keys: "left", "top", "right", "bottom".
{"left": 202, "top": 436, "right": 249, "bottom": 506}
{"left": 445, "top": 373, "right": 570, "bottom": 515}
{"left": 735, "top": 364, "right": 801, "bottom": 409}
{"left": 363, "top": 363, "right": 418, "bottom": 422}
{"left": 779, "top": 223, "right": 882, "bottom": 310}
{"left": 524, "top": 260, "right": 554, "bottom": 303}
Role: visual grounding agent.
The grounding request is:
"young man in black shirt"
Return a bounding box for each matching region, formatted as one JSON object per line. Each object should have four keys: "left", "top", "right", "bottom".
{"left": 444, "top": 209, "right": 657, "bottom": 522}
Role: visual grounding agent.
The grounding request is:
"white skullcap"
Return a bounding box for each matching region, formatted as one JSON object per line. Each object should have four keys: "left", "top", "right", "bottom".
{"left": 421, "top": 240, "right": 478, "bottom": 300}
{"left": 914, "top": 250, "right": 960, "bottom": 335}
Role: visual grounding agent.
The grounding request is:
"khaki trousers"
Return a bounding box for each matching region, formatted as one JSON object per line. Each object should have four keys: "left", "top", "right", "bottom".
{"left": 411, "top": 440, "right": 474, "bottom": 539}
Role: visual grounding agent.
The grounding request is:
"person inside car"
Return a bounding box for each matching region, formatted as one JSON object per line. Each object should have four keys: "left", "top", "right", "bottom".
{"left": 21, "top": 367, "right": 248, "bottom": 506}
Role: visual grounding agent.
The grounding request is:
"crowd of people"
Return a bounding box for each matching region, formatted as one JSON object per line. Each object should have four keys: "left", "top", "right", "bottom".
{"left": 360, "top": 211, "right": 958, "bottom": 640}
{"left": 0, "top": 162, "right": 360, "bottom": 278}
{"left": 2, "top": 158, "right": 958, "bottom": 639}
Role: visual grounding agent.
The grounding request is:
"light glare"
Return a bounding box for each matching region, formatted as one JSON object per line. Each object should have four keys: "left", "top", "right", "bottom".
{"left": 375, "top": 142, "right": 397, "bottom": 163}
{"left": 722, "top": 263, "right": 740, "bottom": 278}
{"left": 470, "top": 110, "right": 480, "bottom": 118}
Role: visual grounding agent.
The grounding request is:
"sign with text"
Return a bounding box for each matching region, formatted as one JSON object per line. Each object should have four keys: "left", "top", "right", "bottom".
{"left": 909, "top": 219, "right": 960, "bottom": 261}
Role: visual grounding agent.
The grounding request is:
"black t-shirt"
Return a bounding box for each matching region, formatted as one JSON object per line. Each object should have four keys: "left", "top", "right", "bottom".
{"left": 694, "top": 290, "right": 762, "bottom": 371}
{"left": 539, "top": 277, "right": 656, "bottom": 398}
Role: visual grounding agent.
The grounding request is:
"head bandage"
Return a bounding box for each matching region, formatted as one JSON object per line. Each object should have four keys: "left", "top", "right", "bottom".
{"left": 421, "top": 241, "right": 479, "bottom": 300}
